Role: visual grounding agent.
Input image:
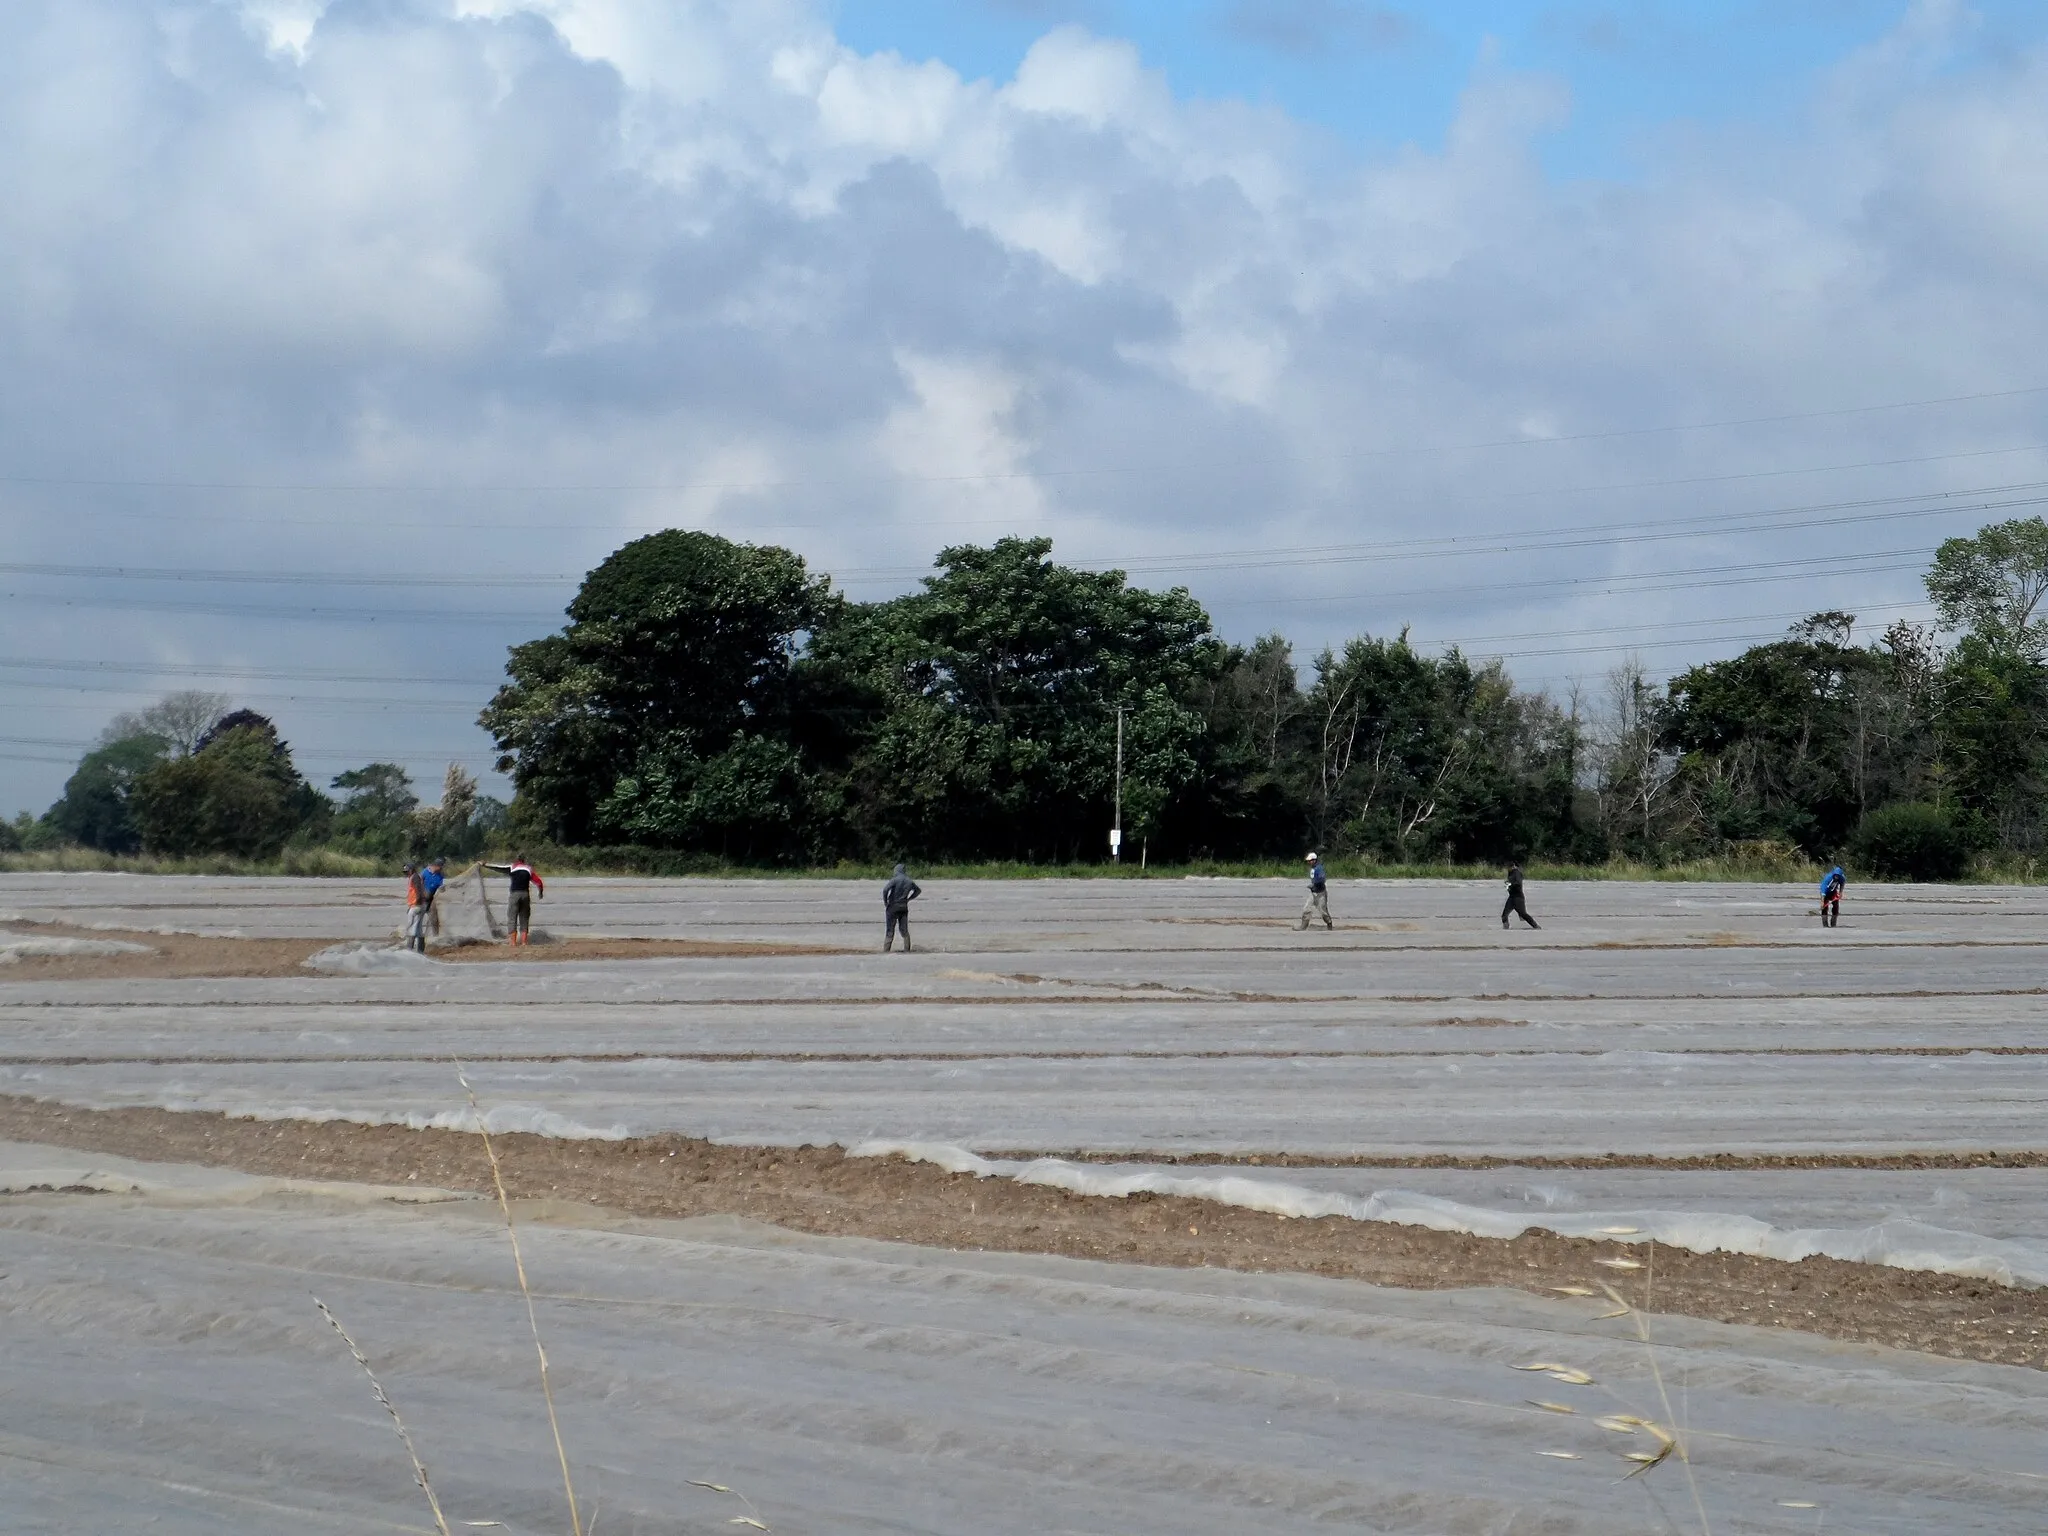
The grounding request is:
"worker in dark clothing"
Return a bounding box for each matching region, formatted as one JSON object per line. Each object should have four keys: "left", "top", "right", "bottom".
{"left": 882, "top": 863, "right": 921, "bottom": 952}
{"left": 485, "top": 854, "right": 545, "bottom": 946}
{"left": 1820, "top": 865, "right": 1845, "bottom": 928}
{"left": 1502, "top": 863, "right": 1540, "bottom": 929}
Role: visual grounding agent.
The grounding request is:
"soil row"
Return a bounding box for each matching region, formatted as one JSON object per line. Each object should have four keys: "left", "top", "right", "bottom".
{"left": 1, "top": 1095, "right": 2041, "bottom": 1371}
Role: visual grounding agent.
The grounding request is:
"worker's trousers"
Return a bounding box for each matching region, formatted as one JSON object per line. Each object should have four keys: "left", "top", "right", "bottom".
{"left": 1299, "top": 889, "right": 1332, "bottom": 930}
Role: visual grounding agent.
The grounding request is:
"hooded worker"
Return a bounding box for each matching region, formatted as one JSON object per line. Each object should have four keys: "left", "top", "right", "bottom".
{"left": 1820, "top": 865, "right": 1845, "bottom": 928}
{"left": 882, "top": 863, "right": 921, "bottom": 952}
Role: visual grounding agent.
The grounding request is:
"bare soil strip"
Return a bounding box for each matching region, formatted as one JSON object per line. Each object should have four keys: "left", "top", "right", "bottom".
{"left": 0, "top": 1096, "right": 2041, "bottom": 1371}
{"left": 12, "top": 1045, "right": 2048, "bottom": 1068}
{"left": 981, "top": 1147, "right": 2048, "bottom": 1171}
{"left": 0, "top": 924, "right": 854, "bottom": 979}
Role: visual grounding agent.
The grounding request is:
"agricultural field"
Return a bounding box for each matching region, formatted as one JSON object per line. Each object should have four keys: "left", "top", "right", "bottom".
{"left": 2, "top": 873, "right": 2046, "bottom": 1533}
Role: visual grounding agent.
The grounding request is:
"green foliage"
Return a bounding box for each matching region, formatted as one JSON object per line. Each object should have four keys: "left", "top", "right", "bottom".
{"left": 821, "top": 537, "right": 1223, "bottom": 860}
{"left": 480, "top": 530, "right": 833, "bottom": 847}
{"left": 1850, "top": 802, "right": 1980, "bottom": 881}
{"left": 328, "top": 763, "right": 420, "bottom": 856}
{"left": 130, "top": 718, "right": 326, "bottom": 859}
{"left": 1293, "top": 634, "right": 1581, "bottom": 863}
{"left": 1662, "top": 625, "right": 1889, "bottom": 854}
{"left": 1926, "top": 517, "right": 2048, "bottom": 658}
{"left": 595, "top": 732, "right": 813, "bottom": 858}
{"left": 73, "top": 513, "right": 2048, "bottom": 872}
{"left": 1933, "top": 636, "right": 2048, "bottom": 846}
{"left": 45, "top": 734, "right": 172, "bottom": 853}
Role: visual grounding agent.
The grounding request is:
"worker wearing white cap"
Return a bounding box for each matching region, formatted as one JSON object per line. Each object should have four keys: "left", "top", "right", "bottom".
{"left": 1297, "top": 852, "right": 1333, "bottom": 930}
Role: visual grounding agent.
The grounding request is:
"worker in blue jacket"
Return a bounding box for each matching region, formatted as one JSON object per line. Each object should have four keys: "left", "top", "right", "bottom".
{"left": 1820, "top": 865, "right": 1845, "bottom": 928}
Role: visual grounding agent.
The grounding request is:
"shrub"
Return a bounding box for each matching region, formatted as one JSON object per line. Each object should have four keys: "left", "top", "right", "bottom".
{"left": 1850, "top": 802, "right": 1976, "bottom": 881}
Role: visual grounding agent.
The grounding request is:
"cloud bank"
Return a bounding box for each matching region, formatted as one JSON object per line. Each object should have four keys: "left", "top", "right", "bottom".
{"left": 1, "top": 0, "right": 2045, "bottom": 809}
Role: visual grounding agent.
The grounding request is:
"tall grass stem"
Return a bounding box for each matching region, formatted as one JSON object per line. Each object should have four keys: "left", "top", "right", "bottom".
{"left": 457, "top": 1060, "right": 585, "bottom": 1536}
{"left": 315, "top": 1297, "right": 454, "bottom": 1536}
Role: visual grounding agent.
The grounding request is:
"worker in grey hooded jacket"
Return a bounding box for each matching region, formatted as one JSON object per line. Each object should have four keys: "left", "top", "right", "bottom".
{"left": 882, "top": 863, "right": 921, "bottom": 952}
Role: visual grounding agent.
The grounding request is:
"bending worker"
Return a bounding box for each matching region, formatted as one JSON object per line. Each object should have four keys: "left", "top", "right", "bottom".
{"left": 1298, "top": 852, "right": 1333, "bottom": 930}
{"left": 882, "top": 863, "right": 921, "bottom": 952}
{"left": 485, "top": 854, "right": 545, "bottom": 946}
{"left": 1820, "top": 864, "right": 1845, "bottom": 928}
{"left": 419, "top": 857, "right": 446, "bottom": 942}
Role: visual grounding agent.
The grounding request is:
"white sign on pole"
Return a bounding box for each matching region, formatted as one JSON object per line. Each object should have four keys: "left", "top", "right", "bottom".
{"left": 1109, "top": 828, "right": 1122, "bottom": 855}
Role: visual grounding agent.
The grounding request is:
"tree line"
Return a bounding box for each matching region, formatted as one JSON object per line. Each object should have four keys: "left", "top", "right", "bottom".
{"left": 13, "top": 518, "right": 2048, "bottom": 879}
{"left": 4, "top": 698, "right": 504, "bottom": 863}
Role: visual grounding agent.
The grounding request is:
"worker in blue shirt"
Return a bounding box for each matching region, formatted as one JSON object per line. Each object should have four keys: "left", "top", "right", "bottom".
{"left": 1820, "top": 865, "right": 1845, "bottom": 928}
{"left": 1298, "top": 852, "right": 1333, "bottom": 930}
{"left": 418, "top": 858, "right": 446, "bottom": 944}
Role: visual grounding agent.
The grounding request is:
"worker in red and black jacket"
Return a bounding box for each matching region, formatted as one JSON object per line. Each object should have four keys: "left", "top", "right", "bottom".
{"left": 485, "top": 854, "right": 545, "bottom": 946}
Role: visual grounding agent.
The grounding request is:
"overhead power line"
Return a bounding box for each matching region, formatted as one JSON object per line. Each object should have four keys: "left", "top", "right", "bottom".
{"left": 1, "top": 383, "right": 2042, "bottom": 498}
{"left": 0, "top": 657, "right": 497, "bottom": 686}
{"left": 0, "top": 680, "right": 493, "bottom": 707}
{"left": 0, "top": 563, "right": 569, "bottom": 589}
{"left": 0, "top": 541, "right": 1940, "bottom": 626}
{"left": 0, "top": 732, "right": 490, "bottom": 758}
{"left": 9, "top": 441, "right": 2043, "bottom": 537}
{"left": 1208, "top": 550, "right": 1932, "bottom": 610}
{"left": 0, "top": 600, "right": 1939, "bottom": 714}
{"left": 2, "top": 478, "right": 2033, "bottom": 595}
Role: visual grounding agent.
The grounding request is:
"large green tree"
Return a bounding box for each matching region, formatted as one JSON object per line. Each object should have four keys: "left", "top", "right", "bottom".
{"left": 46, "top": 734, "right": 172, "bottom": 853}
{"left": 480, "top": 530, "right": 835, "bottom": 854}
{"left": 1661, "top": 615, "right": 1884, "bottom": 854}
{"left": 1297, "top": 633, "right": 1578, "bottom": 861}
{"left": 818, "top": 537, "right": 1223, "bottom": 860}
{"left": 130, "top": 715, "right": 324, "bottom": 858}
{"left": 1170, "top": 634, "right": 1312, "bottom": 857}
{"left": 1926, "top": 518, "right": 2048, "bottom": 659}
{"left": 1934, "top": 636, "right": 2048, "bottom": 848}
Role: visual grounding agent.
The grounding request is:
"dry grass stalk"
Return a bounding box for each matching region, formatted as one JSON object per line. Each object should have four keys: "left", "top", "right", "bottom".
{"left": 1597, "top": 1278, "right": 1712, "bottom": 1532}
{"left": 457, "top": 1061, "right": 585, "bottom": 1536}
{"left": 315, "top": 1297, "right": 454, "bottom": 1536}
{"left": 690, "top": 1479, "right": 773, "bottom": 1530}
{"left": 1509, "top": 1243, "right": 1713, "bottom": 1532}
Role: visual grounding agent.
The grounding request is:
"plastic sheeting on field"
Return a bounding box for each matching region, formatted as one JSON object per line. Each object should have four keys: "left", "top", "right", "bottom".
{"left": 5, "top": 1169, "right": 2047, "bottom": 1534}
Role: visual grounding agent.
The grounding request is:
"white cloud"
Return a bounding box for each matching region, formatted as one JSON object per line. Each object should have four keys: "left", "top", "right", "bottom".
{"left": 2, "top": 0, "right": 2047, "bottom": 810}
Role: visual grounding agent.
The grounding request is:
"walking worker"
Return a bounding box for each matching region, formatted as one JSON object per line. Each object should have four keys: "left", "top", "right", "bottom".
{"left": 1502, "top": 862, "right": 1540, "bottom": 929}
{"left": 402, "top": 862, "right": 428, "bottom": 954}
{"left": 1298, "top": 852, "right": 1333, "bottom": 930}
{"left": 484, "top": 853, "right": 545, "bottom": 946}
{"left": 1820, "top": 864, "right": 1846, "bottom": 928}
{"left": 882, "top": 862, "right": 921, "bottom": 952}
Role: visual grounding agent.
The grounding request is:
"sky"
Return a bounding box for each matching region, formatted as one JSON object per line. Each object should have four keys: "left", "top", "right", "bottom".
{"left": 3, "top": 0, "right": 2047, "bottom": 816}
